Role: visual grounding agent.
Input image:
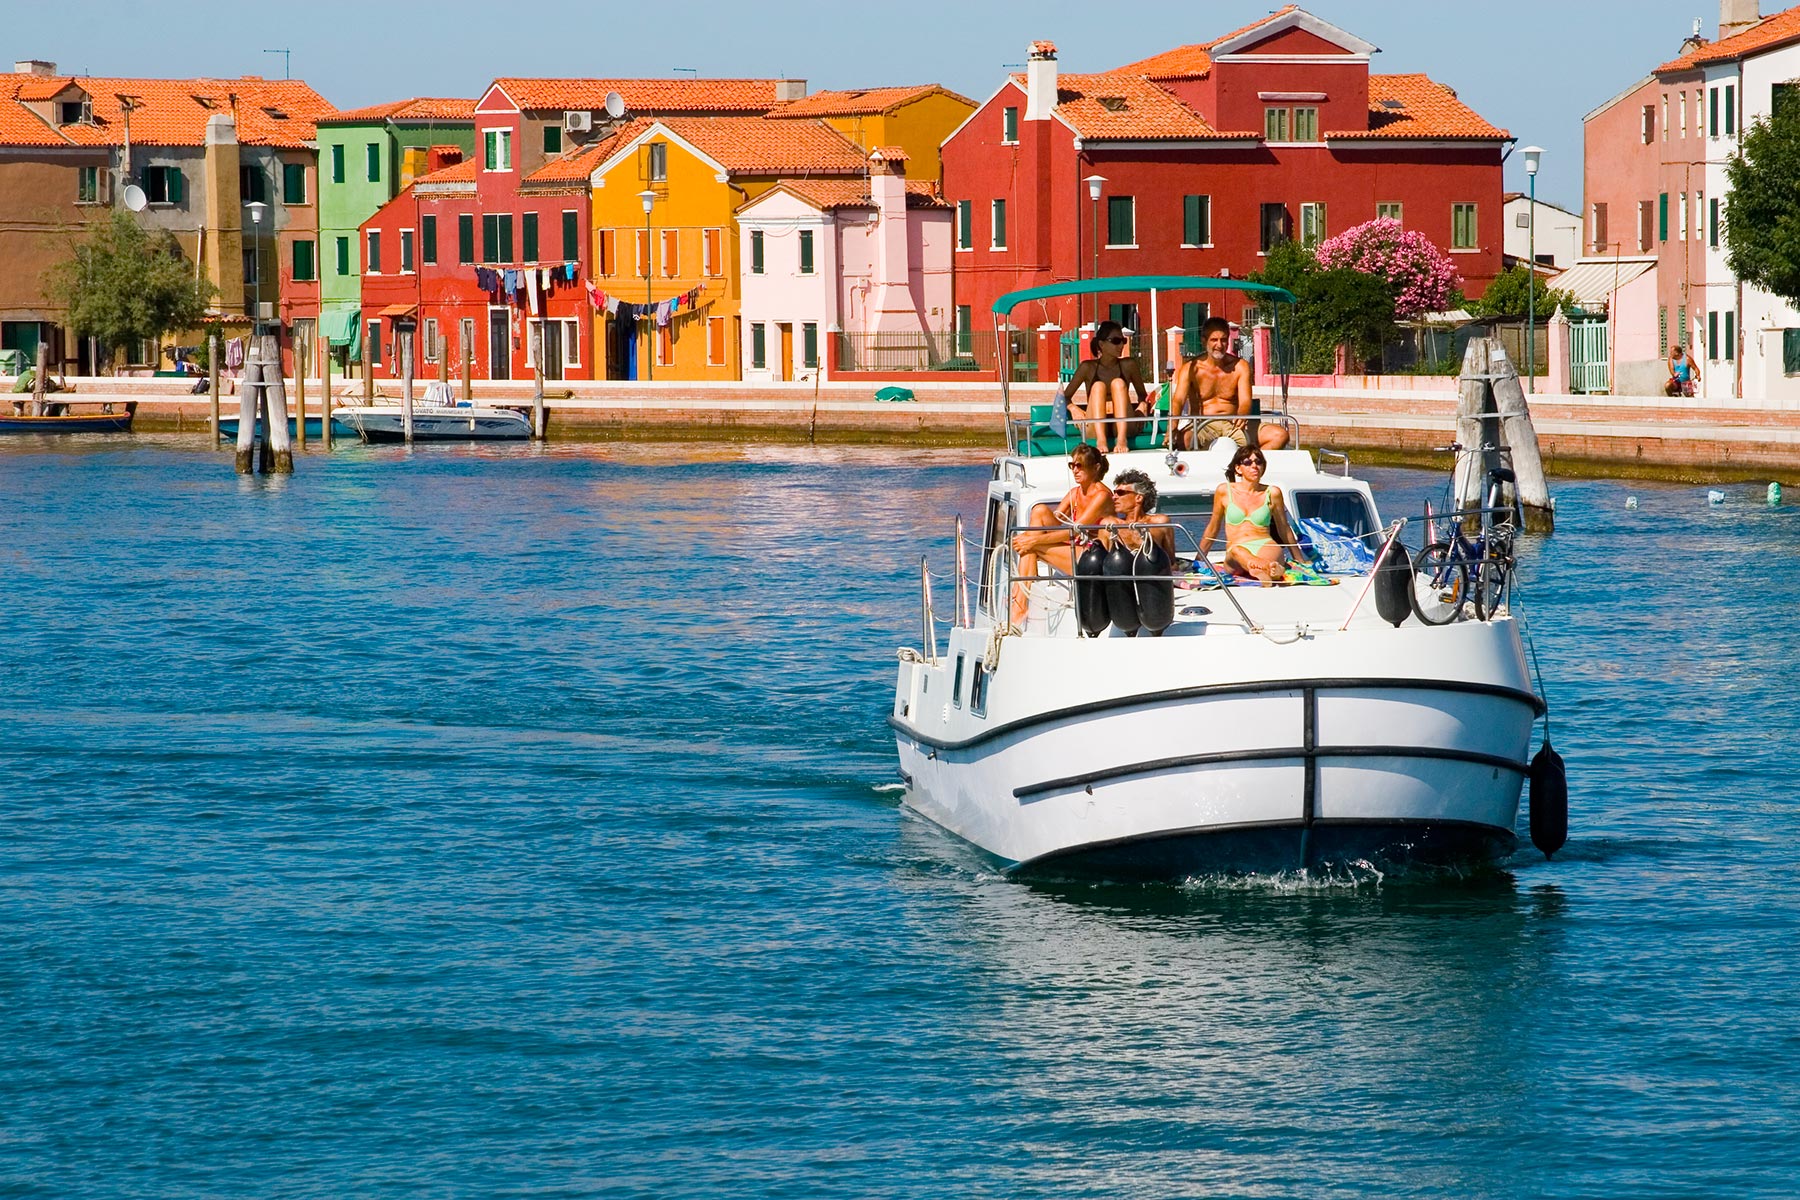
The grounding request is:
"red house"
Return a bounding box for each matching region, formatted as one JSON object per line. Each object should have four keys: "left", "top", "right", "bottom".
{"left": 941, "top": 6, "right": 1510, "bottom": 348}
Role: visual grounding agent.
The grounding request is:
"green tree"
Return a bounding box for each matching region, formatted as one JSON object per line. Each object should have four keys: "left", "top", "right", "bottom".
{"left": 1725, "top": 102, "right": 1800, "bottom": 304}
{"left": 1250, "top": 240, "right": 1397, "bottom": 373}
{"left": 1467, "top": 264, "right": 1574, "bottom": 319}
{"left": 45, "top": 212, "right": 215, "bottom": 368}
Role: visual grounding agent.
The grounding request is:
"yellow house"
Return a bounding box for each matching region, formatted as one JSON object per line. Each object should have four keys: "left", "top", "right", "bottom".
{"left": 768, "top": 85, "right": 976, "bottom": 185}
{"left": 587, "top": 116, "right": 866, "bottom": 380}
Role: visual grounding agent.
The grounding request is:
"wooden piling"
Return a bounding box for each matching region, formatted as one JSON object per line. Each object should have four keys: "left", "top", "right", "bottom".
{"left": 261, "top": 334, "right": 294, "bottom": 474}
{"left": 293, "top": 331, "right": 307, "bottom": 452}
{"left": 531, "top": 320, "right": 545, "bottom": 439}
{"left": 31, "top": 342, "right": 48, "bottom": 416}
{"left": 460, "top": 335, "right": 472, "bottom": 403}
{"left": 208, "top": 333, "right": 221, "bottom": 447}
{"left": 1456, "top": 338, "right": 1553, "bottom": 533}
{"left": 234, "top": 355, "right": 259, "bottom": 475}
{"left": 401, "top": 326, "right": 415, "bottom": 445}
{"left": 1488, "top": 343, "right": 1555, "bottom": 532}
{"left": 321, "top": 336, "right": 334, "bottom": 450}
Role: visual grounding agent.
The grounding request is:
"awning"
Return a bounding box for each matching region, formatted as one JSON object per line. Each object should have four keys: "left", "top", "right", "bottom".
{"left": 379, "top": 304, "right": 418, "bottom": 320}
{"left": 1552, "top": 257, "right": 1657, "bottom": 309}
{"left": 320, "top": 308, "right": 360, "bottom": 346}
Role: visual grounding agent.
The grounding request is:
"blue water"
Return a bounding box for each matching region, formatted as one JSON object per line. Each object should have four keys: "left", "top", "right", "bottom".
{"left": 2, "top": 437, "right": 1797, "bottom": 1198}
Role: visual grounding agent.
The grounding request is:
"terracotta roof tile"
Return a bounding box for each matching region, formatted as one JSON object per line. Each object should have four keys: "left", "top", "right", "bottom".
{"left": 0, "top": 77, "right": 74, "bottom": 145}
{"left": 327, "top": 97, "right": 476, "bottom": 124}
{"left": 762, "top": 176, "right": 949, "bottom": 210}
{"left": 771, "top": 84, "right": 973, "bottom": 117}
{"left": 522, "top": 129, "right": 630, "bottom": 185}
{"left": 413, "top": 157, "right": 478, "bottom": 187}
{"left": 1115, "top": 5, "right": 1301, "bottom": 79}
{"left": 1658, "top": 6, "right": 1800, "bottom": 71}
{"left": 1021, "top": 70, "right": 1242, "bottom": 141}
{"left": 1, "top": 77, "right": 337, "bottom": 149}
{"left": 490, "top": 78, "right": 782, "bottom": 114}
{"left": 1333, "top": 75, "right": 1509, "bottom": 140}
{"left": 652, "top": 115, "right": 868, "bottom": 174}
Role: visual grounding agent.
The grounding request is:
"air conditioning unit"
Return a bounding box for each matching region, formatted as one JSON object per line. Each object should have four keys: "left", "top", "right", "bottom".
{"left": 256, "top": 302, "right": 274, "bottom": 320}
{"left": 564, "top": 110, "right": 593, "bottom": 133}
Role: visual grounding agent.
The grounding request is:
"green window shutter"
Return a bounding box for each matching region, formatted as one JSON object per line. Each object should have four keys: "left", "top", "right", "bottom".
{"left": 1181, "top": 302, "right": 1208, "bottom": 354}
{"left": 956, "top": 200, "right": 971, "bottom": 249}
{"left": 421, "top": 215, "right": 437, "bottom": 264}
{"left": 336, "top": 236, "right": 349, "bottom": 276}
{"left": 1710, "top": 88, "right": 1719, "bottom": 136}
{"left": 751, "top": 323, "right": 766, "bottom": 369}
{"left": 1709, "top": 198, "right": 1720, "bottom": 248}
{"left": 991, "top": 201, "right": 1005, "bottom": 248}
{"left": 562, "top": 210, "right": 578, "bottom": 260}
{"left": 751, "top": 229, "right": 765, "bottom": 274}
{"left": 367, "top": 231, "right": 380, "bottom": 273}
{"left": 1677, "top": 306, "right": 1687, "bottom": 350}
{"left": 1725, "top": 310, "right": 1736, "bottom": 360}
{"left": 956, "top": 305, "right": 972, "bottom": 353}
{"left": 283, "top": 162, "right": 306, "bottom": 204}
{"left": 168, "top": 169, "right": 184, "bottom": 205}
{"left": 1725, "top": 86, "right": 1735, "bottom": 134}
{"left": 803, "top": 322, "right": 818, "bottom": 368}
{"left": 1184, "top": 195, "right": 1211, "bottom": 246}
{"left": 481, "top": 215, "right": 496, "bottom": 263}
{"left": 1658, "top": 307, "right": 1668, "bottom": 357}
{"left": 1659, "top": 193, "right": 1668, "bottom": 242}
{"left": 1107, "top": 196, "right": 1134, "bottom": 245}
{"left": 1708, "top": 311, "right": 1719, "bottom": 360}
{"left": 499, "top": 214, "right": 513, "bottom": 263}
{"left": 331, "top": 143, "right": 344, "bottom": 184}
{"left": 1784, "top": 329, "right": 1800, "bottom": 375}
{"left": 459, "top": 214, "right": 475, "bottom": 264}
{"left": 522, "top": 212, "right": 539, "bottom": 262}
{"left": 1003, "top": 106, "right": 1017, "bottom": 142}
{"left": 544, "top": 124, "right": 561, "bottom": 154}
{"left": 800, "top": 228, "right": 814, "bottom": 272}
{"left": 293, "top": 240, "right": 315, "bottom": 282}
{"left": 367, "top": 143, "right": 380, "bottom": 183}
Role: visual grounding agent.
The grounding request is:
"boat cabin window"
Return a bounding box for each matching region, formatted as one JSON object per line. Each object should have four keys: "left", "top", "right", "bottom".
{"left": 977, "top": 493, "right": 1009, "bottom": 617}
{"left": 970, "top": 661, "right": 988, "bottom": 718}
{"left": 1291, "top": 490, "right": 1377, "bottom": 540}
{"left": 952, "top": 654, "right": 965, "bottom": 709}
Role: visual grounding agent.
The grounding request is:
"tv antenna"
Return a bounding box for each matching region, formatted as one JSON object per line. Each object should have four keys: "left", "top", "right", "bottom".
{"left": 263, "top": 49, "right": 291, "bottom": 79}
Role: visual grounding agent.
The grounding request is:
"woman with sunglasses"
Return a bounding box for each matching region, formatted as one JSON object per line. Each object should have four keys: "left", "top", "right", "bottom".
{"left": 1061, "top": 320, "right": 1149, "bottom": 454}
{"left": 1009, "top": 443, "right": 1115, "bottom": 629}
{"left": 1196, "top": 444, "right": 1299, "bottom": 583}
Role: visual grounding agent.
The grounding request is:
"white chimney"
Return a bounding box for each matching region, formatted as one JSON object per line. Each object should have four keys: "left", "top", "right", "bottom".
{"left": 1721, "top": 0, "right": 1760, "bottom": 40}
{"left": 867, "top": 149, "right": 919, "bottom": 336}
{"left": 14, "top": 60, "right": 57, "bottom": 76}
{"left": 1025, "top": 40, "right": 1058, "bottom": 122}
{"left": 775, "top": 79, "right": 807, "bottom": 102}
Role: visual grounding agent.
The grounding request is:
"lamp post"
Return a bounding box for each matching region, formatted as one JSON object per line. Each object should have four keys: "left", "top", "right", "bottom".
{"left": 245, "top": 200, "right": 268, "bottom": 336}
{"left": 638, "top": 188, "right": 656, "bottom": 381}
{"left": 1522, "top": 146, "right": 1543, "bottom": 393}
{"left": 1084, "top": 175, "right": 1106, "bottom": 327}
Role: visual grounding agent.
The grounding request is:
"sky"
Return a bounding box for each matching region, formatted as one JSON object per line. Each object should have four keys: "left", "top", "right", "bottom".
{"left": 9, "top": 0, "right": 1738, "bottom": 206}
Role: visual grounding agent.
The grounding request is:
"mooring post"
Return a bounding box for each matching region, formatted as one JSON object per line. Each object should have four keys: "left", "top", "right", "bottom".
{"left": 208, "top": 332, "right": 221, "bottom": 447}
{"left": 234, "top": 352, "right": 260, "bottom": 475}
{"left": 460, "top": 336, "right": 472, "bottom": 403}
{"left": 31, "top": 342, "right": 48, "bottom": 417}
{"left": 1487, "top": 340, "right": 1555, "bottom": 533}
{"left": 261, "top": 333, "right": 294, "bottom": 474}
{"left": 293, "top": 332, "right": 307, "bottom": 452}
{"left": 321, "top": 336, "right": 333, "bottom": 450}
{"left": 401, "top": 325, "right": 415, "bottom": 446}
{"left": 531, "top": 321, "right": 545, "bottom": 440}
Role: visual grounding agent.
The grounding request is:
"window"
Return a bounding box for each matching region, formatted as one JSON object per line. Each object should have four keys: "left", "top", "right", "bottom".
{"left": 543, "top": 123, "right": 561, "bottom": 155}
{"left": 1679, "top": 90, "right": 1688, "bottom": 137}
{"left": 1377, "top": 201, "right": 1403, "bottom": 224}
{"left": 460, "top": 317, "right": 475, "bottom": 367}
{"left": 58, "top": 99, "right": 88, "bottom": 125}
{"left": 1642, "top": 103, "right": 1656, "bottom": 144}
{"left": 1108, "top": 303, "right": 1139, "bottom": 334}
{"left": 1777, "top": 83, "right": 1800, "bottom": 120}
{"left": 400, "top": 229, "right": 414, "bottom": 273}
{"left": 661, "top": 229, "right": 677, "bottom": 277}
{"left": 561, "top": 318, "right": 581, "bottom": 368}
{"left": 751, "top": 229, "right": 765, "bottom": 274}
{"left": 523, "top": 212, "right": 539, "bottom": 262}
{"left": 242, "top": 246, "right": 259, "bottom": 286}
{"left": 799, "top": 227, "right": 816, "bottom": 272}
{"left": 1300, "top": 202, "right": 1327, "bottom": 247}
{"left": 141, "top": 166, "right": 183, "bottom": 205}
{"left": 1451, "top": 203, "right": 1478, "bottom": 250}
{"left": 483, "top": 129, "right": 511, "bottom": 172}
{"left": 1259, "top": 202, "right": 1290, "bottom": 252}
{"left": 1661, "top": 94, "right": 1669, "bottom": 142}
{"left": 1710, "top": 87, "right": 1719, "bottom": 137}
{"left": 1784, "top": 329, "right": 1800, "bottom": 375}
{"left": 1638, "top": 200, "right": 1654, "bottom": 251}
{"left": 1725, "top": 84, "right": 1736, "bottom": 135}
{"left": 1591, "top": 202, "right": 1608, "bottom": 252}
{"left": 635, "top": 229, "right": 650, "bottom": 277}
{"left": 703, "top": 228, "right": 722, "bottom": 276}
{"left": 1181, "top": 302, "right": 1209, "bottom": 354}
{"left": 970, "top": 660, "right": 988, "bottom": 717}
{"left": 1659, "top": 306, "right": 1669, "bottom": 358}
{"left": 1708, "top": 310, "right": 1719, "bottom": 360}
{"left": 336, "top": 236, "right": 350, "bottom": 276}
{"left": 989, "top": 201, "right": 1006, "bottom": 250}
{"left": 423, "top": 318, "right": 440, "bottom": 363}
{"left": 1106, "top": 195, "right": 1135, "bottom": 246}
{"left": 1710, "top": 197, "right": 1720, "bottom": 249}
{"left": 1695, "top": 191, "right": 1704, "bottom": 242}
{"left": 598, "top": 228, "right": 615, "bottom": 275}
{"left": 283, "top": 162, "right": 306, "bottom": 205}
{"left": 1265, "top": 106, "right": 1290, "bottom": 141}
{"left": 1678, "top": 306, "right": 1687, "bottom": 351}
{"left": 955, "top": 304, "right": 973, "bottom": 355}
{"left": 1659, "top": 192, "right": 1668, "bottom": 243}
{"left": 458, "top": 214, "right": 474, "bottom": 264}
{"left": 1183, "top": 194, "right": 1211, "bottom": 246}
{"left": 803, "top": 322, "right": 818, "bottom": 369}
{"left": 1002, "top": 106, "right": 1018, "bottom": 143}
{"left": 562, "top": 210, "right": 578, "bottom": 260}
{"left": 751, "top": 322, "right": 767, "bottom": 369}
{"left": 422, "top": 215, "right": 437, "bottom": 265}
{"left": 656, "top": 325, "right": 672, "bottom": 366}
{"left": 292, "top": 239, "right": 315, "bottom": 282}
{"left": 481, "top": 214, "right": 513, "bottom": 264}
{"left": 367, "top": 142, "right": 381, "bottom": 183}
{"left": 1292, "top": 106, "right": 1318, "bottom": 141}
{"left": 708, "top": 316, "right": 726, "bottom": 365}
{"left": 1726, "top": 310, "right": 1736, "bottom": 361}
{"left": 366, "top": 230, "right": 381, "bottom": 274}
{"left": 956, "top": 199, "right": 972, "bottom": 250}
{"left": 240, "top": 165, "right": 267, "bottom": 204}
{"left": 952, "top": 654, "right": 965, "bottom": 710}
{"left": 331, "top": 143, "right": 344, "bottom": 183}
{"left": 647, "top": 142, "right": 667, "bottom": 182}
{"left": 367, "top": 320, "right": 382, "bottom": 367}
{"left": 77, "top": 166, "right": 98, "bottom": 204}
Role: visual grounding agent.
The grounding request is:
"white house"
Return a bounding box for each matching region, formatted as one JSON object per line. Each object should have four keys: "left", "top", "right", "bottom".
{"left": 1502, "top": 194, "right": 1583, "bottom": 270}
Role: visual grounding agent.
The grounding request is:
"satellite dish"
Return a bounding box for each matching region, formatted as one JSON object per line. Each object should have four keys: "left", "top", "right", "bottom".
{"left": 604, "top": 91, "right": 626, "bottom": 119}
{"left": 123, "top": 184, "right": 147, "bottom": 213}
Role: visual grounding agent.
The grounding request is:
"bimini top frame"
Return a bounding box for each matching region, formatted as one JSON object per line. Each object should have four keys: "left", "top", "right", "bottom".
{"left": 990, "top": 275, "right": 1298, "bottom": 438}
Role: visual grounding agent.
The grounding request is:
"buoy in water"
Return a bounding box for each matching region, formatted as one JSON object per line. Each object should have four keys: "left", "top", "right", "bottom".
{"left": 1625, "top": 496, "right": 1639, "bottom": 510}
{"left": 1528, "top": 740, "right": 1569, "bottom": 859}
{"left": 1134, "top": 541, "right": 1175, "bottom": 635}
{"left": 1373, "top": 543, "right": 1412, "bottom": 628}
{"left": 1770, "top": 482, "right": 1783, "bottom": 505}
{"left": 1075, "top": 543, "right": 1111, "bottom": 638}
{"left": 1102, "top": 543, "right": 1141, "bottom": 635}
{"left": 1708, "top": 489, "right": 1726, "bottom": 505}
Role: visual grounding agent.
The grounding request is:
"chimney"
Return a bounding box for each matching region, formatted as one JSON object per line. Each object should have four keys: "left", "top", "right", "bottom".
{"left": 1721, "top": 0, "right": 1760, "bottom": 40}
{"left": 14, "top": 60, "right": 56, "bottom": 76}
{"left": 867, "top": 149, "right": 919, "bottom": 336}
{"left": 776, "top": 79, "right": 807, "bottom": 102}
{"left": 1025, "top": 40, "right": 1058, "bottom": 122}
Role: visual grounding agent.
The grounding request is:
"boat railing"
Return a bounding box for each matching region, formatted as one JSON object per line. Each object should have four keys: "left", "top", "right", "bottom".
{"left": 1005, "top": 406, "right": 1300, "bottom": 459}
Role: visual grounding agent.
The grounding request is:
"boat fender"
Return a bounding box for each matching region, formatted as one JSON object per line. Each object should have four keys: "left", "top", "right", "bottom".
{"left": 1103, "top": 543, "right": 1141, "bottom": 635}
{"left": 1373, "top": 543, "right": 1412, "bottom": 628}
{"left": 1075, "top": 543, "right": 1111, "bottom": 637}
{"left": 1528, "top": 741, "right": 1569, "bottom": 859}
{"left": 1133, "top": 542, "right": 1175, "bottom": 634}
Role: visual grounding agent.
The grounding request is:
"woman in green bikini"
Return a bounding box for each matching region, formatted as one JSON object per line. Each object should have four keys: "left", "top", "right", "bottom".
{"left": 1197, "top": 445, "right": 1299, "bottom": 583}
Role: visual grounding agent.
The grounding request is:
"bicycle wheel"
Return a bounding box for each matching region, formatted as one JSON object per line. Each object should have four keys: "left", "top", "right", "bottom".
{"left": 1409, "top": 542, "right": 1468, "bottom": 625}
{"left": 1473, "top": 555, "right": 1509, "bottom": 620}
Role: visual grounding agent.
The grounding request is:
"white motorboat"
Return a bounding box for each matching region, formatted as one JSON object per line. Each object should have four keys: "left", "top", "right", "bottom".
{"left": 890, "top": 277, "right": 1561, "bottom": 880}
{"left": 332, "top": 384, "right": 532, "bottom": 442}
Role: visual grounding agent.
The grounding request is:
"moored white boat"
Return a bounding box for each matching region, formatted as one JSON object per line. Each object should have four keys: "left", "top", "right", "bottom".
{"left": 332, "top": 397, "right": 532, "bottom": 442}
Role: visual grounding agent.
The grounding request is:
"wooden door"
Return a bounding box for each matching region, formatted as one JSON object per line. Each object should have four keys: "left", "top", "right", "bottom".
{"left": 779, "top": 323, "right": 793, "bottom": 382}
{"left": 488, "top": 310, "right": 510, "bottom": 380}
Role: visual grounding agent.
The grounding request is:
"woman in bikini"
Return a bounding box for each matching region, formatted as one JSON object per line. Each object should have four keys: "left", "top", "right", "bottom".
{"left": 1009, "top": 443, "right": 1115, "bottom": 628}
{"left": 1062, "top": 321, "right": 1149, "bottom": 454}
{"left": 1196, "top": 444, "right": 1299, "bottom": 583}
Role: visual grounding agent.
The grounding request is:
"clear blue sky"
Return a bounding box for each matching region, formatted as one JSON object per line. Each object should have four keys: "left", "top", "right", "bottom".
{"left": 13, "top": 0, "right": 1727, "bottom": 206}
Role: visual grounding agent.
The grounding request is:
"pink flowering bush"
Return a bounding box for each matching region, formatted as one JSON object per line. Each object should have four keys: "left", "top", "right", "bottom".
{"left": 1314, "top": 218, "right": 1462, "bottom": 318}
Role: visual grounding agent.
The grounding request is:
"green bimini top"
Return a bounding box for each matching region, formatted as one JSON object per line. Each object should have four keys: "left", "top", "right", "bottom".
{"left": 991, "top": 276, "right": 1297, "bottom": 317}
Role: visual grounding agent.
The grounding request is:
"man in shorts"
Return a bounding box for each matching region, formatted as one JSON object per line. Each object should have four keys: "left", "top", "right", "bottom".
{"left": 1170, "top": 317, "right": 1289, "bottom": 451}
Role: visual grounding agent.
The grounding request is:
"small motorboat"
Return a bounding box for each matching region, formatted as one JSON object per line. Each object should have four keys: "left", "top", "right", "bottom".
{"left": 331, "top": 386, "right": 532, "bottom": 443}
{"left": 217, "top": 414, "right": 357, "bottom": 440}
{"left": 0, "top": 399, "right": 135, "bottom": 434}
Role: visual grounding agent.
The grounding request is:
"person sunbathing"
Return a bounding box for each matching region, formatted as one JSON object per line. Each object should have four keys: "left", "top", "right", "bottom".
{"left": 1009, "top": 443, "right": 1115, "bottom": 628}
{"left": 1196, "top": 445, "right": 1299, "bottom": 583}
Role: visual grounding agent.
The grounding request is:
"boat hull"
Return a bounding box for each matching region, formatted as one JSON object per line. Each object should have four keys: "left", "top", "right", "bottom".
{"left": 331, "top": 407, "right": 532, "bottom": 442}
{"left": 217, "top": 416, "right": 355, "bottom": 439}
{"left": 0, "top": 410, "right": 133, "bottom": 434}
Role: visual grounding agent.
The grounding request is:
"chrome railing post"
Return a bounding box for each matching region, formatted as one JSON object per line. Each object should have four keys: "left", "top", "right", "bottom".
{"left": 920, "top": 556, "right": 937, "bottom": 665}
{"left": 954, "top": 515, "right": 969, "bottom": 629}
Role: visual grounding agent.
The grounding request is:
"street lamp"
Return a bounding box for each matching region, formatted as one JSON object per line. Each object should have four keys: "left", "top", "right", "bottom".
{"left": 245, "top": 200, "right": 268, "bottom": 337}
{"left": 638, "top": 188, "right": 656, "bottom": 381}
{"left": 1522, "top": 146, "right": 1543, "bottom": 393}
{"left": 1084, "top": 174, "right": 1106, "bottom": 326}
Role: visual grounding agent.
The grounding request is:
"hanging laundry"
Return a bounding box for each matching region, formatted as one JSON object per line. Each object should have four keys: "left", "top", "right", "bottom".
{"left": 564, "top": 263, "right": 577, "bottom": 283}
{"left": 225, "top": 337, "right": 245, "bottom": 369}
{"left": 605, "top": 296, "right": 621, "bottom": 316}
{"left": 525, "top": 270, "right": 540, "bottom": 315}
{"left": 655, "top": 299, "right": 673, "bottom": 327}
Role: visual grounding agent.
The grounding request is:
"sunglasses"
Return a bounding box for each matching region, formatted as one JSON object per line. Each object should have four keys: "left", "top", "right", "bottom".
{"left": 1104, "top": 337, "right": 1129, "bottom": 346}
{"left": 1112, "top": 486, "right": 1141, "bottom": 496}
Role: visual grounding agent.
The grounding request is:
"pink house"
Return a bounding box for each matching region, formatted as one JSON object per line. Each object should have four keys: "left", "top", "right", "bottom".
{"left": 734, "top": 149, "right": 953, "bottom": 381}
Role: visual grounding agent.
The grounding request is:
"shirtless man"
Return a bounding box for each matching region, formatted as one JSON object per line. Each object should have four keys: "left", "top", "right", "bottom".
{"left": 1170, "top": 317, "right": 1288, "bottom": 451}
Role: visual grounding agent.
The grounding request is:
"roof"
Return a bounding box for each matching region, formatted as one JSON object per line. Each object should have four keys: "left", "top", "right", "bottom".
{"left": 1029, "top": 70, "right": 1244, "bottom": 141}
{"left": 756, "top": 176, "right": 949, "bottom": 211}
{"left": 1659, "top": 6, "right": 1800, "bottom": 70}
{"left": 489, "top": 78, "right": 783, "bottom": 114}
{"left": 624, "top": 115, "right": 868, "bottom": 175}
{"left": 771, "top": 84, "right": 973, "bottom": 117}
{"left": 1115, "top": 5, "right": 1301, "bottom": 80}
{"left": 413, "top": 157, "right": 478, "bottom": 188}
{"left": 523, "top": 130, "right": 630, "bottom": 185}
{"left": 1333, "top": 75, "right": 1510, "bottom": 140}
{"left": 0, "top": 76, "right": 337, "bottom": 148}
{"left": 325, "top": 97, "right": 476, "bottom": 124}
{"left": 1553, "top": 256, "right": 1657, "bottom": 306}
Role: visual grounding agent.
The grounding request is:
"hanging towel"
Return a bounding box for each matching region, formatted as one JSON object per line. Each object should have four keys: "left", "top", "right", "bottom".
{"left": 586, "top": 281, "right": 604, "bottom": 311}
{"left": 225, "top": 337, "right": 245, "bottom": 368}
{"left": 565, "top": 262, "right": 577, "bottom": 282}
{"left": 525, "top": 269, "right": 540, "bottom": 315}
{"left": 605, "top": 296, "right": 621, "bottom": 316}
{"left": 655, "top": 299, "right": 673, "bottom": 327}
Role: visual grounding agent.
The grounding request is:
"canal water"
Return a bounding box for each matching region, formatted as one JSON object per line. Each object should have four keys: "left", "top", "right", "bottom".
{"left": 1, "top": 437, "right": 1796, "bottom": 1198}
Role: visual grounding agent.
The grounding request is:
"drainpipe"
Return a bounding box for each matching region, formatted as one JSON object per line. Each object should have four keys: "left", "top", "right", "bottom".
{"left": 1736, "top": 58, "right": 1746, "bottom": 399}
